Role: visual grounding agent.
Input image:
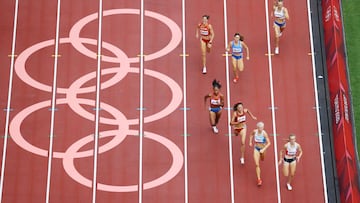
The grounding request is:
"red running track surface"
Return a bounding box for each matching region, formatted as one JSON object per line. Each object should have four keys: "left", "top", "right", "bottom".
{"left": 0, "top": 0, "right": 326, "bottom": 202}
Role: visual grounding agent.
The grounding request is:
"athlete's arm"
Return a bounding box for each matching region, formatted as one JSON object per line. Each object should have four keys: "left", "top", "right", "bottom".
{"left": 196, "top": 24, "right": 199, "bottom": 39}
{"left": 230, "top": 112, "right": 238, "bottom": 126}
{"left": 278, "top": 145, "right": 286, "bottom": 164}
{"left": 246, "top": 109, "right": 257, "bottom": 120}
{"left": 284, "top": 8, "right": 290, "bottom": 20}
{"left": 208, "top": 24, "right": 214, "bottom": 43}
{"left": 220, "top": 94, "right": 225, "bottom": 107}
{"left": 226, "top": 41, "right": 231, "bottom": 52}
{"left": 204, "top": 94, "right": 211, "bottom": 105}
{"left": 249, "top": 130, "right": 255, "bottom": 146}
{"left": 261, "top": 131, "right": 271, "bottom": 152}
{"left": 242, "top": 42, "right": 250, "bottom": 60}
{"left": 297, "top": 143, "right": 303, "bottom": 162}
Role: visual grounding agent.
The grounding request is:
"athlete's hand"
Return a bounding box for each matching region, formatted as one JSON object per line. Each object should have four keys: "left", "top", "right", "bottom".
{"left": 296, "top": 156, "right": 301, "bottom": 163}
{"left": 278, "top": 160, "right": 282, "bottom": 165}
{"left": 246, "top": 56, "right": 250, "bottom": 60}
{"left": 207, "top": 43, "right": 212, "bottom": 49}
{"left": 249, "top": 142, "right": 252, "bottom": 147}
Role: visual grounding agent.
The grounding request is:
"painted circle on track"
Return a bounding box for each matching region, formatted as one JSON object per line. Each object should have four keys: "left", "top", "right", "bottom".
{"left": 65, "top": 67, "right": 182, "bottom": 125}
{"left": 9, "top": 98, "right": 129, "bottom": 158}
{"left": 14, "top": 37, "right": 130, "bottom": 94}
{"left": 127, "top": 67, "right": 183, "bottom": 124}
{"left": 69, "top": 9, "right": 182, "bottom": 63}
{"left": 62, "top": 130, "right": 184, "bottom": 192}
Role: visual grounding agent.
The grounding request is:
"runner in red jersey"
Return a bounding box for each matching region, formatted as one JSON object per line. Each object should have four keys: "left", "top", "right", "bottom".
{"left": 230, "top": 102, "right": 257, "bottom": 164}
{"left": 196, "top": 15, "right": 214, "bottom": 74}
{"left": 204, "top": 79, "right": 224, "bottom": 134}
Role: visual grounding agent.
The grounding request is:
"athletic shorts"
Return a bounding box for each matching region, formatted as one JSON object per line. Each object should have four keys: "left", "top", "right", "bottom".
{"left": 234, "top": 126, "right": 246, "bottom": 135}
{"left": 255, "top": 146, "right": 262, "bottom": 152}
{"left": 201, "top": 38, "right": 211, "bottom": 44}
{"left": 210, "top": 107, "right": 222, "bottom": 113}
{"left": 232, "top": 54, "right": 243, "bottom": 60}
{"left": 284, "top": 157, "right": 296, "bottom": 163}
{"left": 274, "top": 21, "right": 286, "bottom": 28}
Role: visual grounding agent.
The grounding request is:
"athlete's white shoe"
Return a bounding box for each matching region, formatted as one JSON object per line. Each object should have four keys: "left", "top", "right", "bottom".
{"left": 202, "top": 66, "right": 207, "bottom": 74}
{"left": 240, "top": 157, "right": 245, "bottom": 165}
{"left": 212, "top": 126, "right": 219, "bottom": 134}
{"left": 286, "top": 183, "right": 293, "bottom": 191}
{"left": 275, "top": 47, "right": 279, "bottom": 55}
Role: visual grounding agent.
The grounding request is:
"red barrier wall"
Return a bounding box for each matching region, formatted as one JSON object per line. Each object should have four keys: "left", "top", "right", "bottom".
{"left": 322, "top": 0, "right": 360, "bottom": 202}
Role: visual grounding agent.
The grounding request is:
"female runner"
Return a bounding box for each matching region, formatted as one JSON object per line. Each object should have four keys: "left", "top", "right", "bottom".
{"left": 230, "top": 102, "right": 257, "bottom": 164}
{"left": 249, "top": 122, "right": 271, "bottom": 186}
{"left": 278, "top": 134, "right": 303, "bottom": 191}
{"left": 196, "top": 14, "right": 215, "bottom": 74}
{"left": 226, "top": 33, "right": 250, "bottom": 83}
{"left": 272, "top": 1, "right": 289, "bottom": 54}
{"left": 204, "top": 79, "right": 224, "bottom": 134}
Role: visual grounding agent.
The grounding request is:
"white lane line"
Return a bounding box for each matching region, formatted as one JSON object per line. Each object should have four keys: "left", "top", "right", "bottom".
{"left": 306, "top": 0, "right": 328, "bottom": 201}
{"left": 222, "top": 0, "right": 235, "bottom": 202}
{"left": 181, "top": 0, "right": 189, "bottom": 202}
{"left": 0, "top": 0, "right": 19, "bottom": 202}
{"left": 264, "top": 0, "right": 281, "bottom": 202}
{"left": 138, "top": 0, "right": 145, "bottom": 202}
{"left": 92, "top": 0, "right": 103, "bottom": 202}
{"left": 45, "top": 0, "right": 61, "bottom": 202}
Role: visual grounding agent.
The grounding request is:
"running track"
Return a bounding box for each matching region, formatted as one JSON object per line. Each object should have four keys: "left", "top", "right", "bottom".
{"left": 0, "top": 0, "right": 328, "bottom": 202}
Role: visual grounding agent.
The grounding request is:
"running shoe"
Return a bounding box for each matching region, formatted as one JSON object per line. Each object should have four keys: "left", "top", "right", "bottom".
{"left": 275, "top": 47, "right": 279, "bottom": 55}
{"left": 240, "top": 157, "right": 245, "bottom": 165}
{"left": 286, "top": 183, "right": 293, "bottom": 191}
{"left": 257, "top": 179, "right": 263, "bottom": 186}
{"left": 233, "top": 76, "right": 239, "bottom": 83}
{"left": 202, "top": 66, "right": 207, "bottom": 74}
{"left": 212, "top": 126, "right": 219, "bottom": 134}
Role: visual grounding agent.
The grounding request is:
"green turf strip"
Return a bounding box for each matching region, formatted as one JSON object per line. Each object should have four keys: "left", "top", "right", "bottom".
{"left": 342, "top": 0, "right": 360, "bottom": 157}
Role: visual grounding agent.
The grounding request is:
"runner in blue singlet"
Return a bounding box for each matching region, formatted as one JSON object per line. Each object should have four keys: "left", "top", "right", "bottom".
{"left": 226, "top": 33, "right": 250, "bottom": 83}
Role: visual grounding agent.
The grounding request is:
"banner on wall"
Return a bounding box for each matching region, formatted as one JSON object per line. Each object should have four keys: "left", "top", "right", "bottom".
{"left": 322, "top": 0, "right": 360, "bottom": 202}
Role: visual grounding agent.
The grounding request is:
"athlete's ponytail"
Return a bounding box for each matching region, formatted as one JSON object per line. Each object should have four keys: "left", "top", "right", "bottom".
{"left": 234, "top": 33, "right": 244, "bottom": 41}
{"left": 240, "top": 35, "right": 244, "bottom": 41}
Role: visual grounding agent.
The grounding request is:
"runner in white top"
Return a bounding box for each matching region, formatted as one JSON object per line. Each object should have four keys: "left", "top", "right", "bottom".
{"left": 278, "top": 134, "right": 303, "bottom": 191}
{"left": 271, "top": 1, "right": 289, "bottom": 54}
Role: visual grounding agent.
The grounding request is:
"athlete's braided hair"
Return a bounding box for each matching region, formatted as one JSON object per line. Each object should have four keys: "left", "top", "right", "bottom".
{"left": 212, "top": 79, "right": 221, "bottom": 89}
{"left": 202, "top": 14, "right": 210, "bottom": 20}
